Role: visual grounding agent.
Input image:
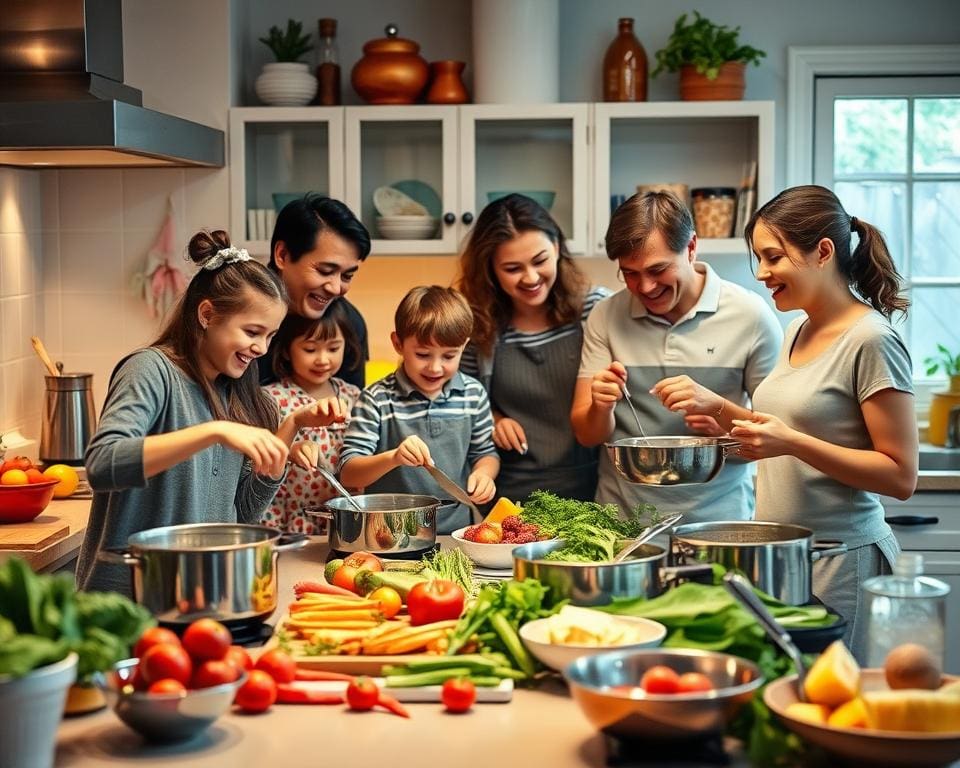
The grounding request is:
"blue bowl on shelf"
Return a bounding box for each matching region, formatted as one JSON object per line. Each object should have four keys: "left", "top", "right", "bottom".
{"left": 486, "top": 190, "right": 556, "bottom": 211}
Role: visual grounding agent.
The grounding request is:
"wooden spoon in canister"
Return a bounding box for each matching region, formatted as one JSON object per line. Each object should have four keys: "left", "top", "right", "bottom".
{"left": 30, "top": 336, "right": 60, "bottom": 377}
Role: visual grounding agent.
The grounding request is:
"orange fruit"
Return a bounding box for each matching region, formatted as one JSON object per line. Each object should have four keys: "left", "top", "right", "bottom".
{"left": 803, "top": 640, "right": 861, "bottom": 707}
{"left": 1, "top": 469, "right": 29, "bottom": 485}
{"left": 42, "top": 464, "right": 79, "bottom": 497}
{"left": 25, "top": 468, "right": 47, "bottom": 484}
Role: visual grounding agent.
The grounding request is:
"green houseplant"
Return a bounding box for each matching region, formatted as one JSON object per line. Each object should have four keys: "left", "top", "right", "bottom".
{"left": 924, "top": 343, "right": 960, "bottom": 377}
{"left": 652, "top": 12, "right": 765, "bottom": 100}
{"left": 925, "top": 344, "right": 960, "bottom": 446}
{"left": 255, "top": 19, "right": 318, "bottom": 106}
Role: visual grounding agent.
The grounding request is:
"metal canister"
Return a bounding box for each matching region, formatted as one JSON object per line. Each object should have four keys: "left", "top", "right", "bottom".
{"left": 40, "top": 373, "right": 96, "bottom": 466}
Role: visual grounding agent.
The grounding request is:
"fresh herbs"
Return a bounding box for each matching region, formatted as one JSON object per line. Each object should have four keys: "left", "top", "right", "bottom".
{"left": 652, "top": 12, "right": 766, "bottom": 80}
{"left": 422, "top": 548, "right": 475, "bottom": 596}
{"left": 519, "top": 490, "right": 655, "bottom": 562}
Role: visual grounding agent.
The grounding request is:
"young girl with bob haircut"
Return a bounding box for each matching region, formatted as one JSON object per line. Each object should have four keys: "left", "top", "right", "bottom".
{"left": 650, "top": 185, "right": 918, "bottom": 658}
{"left": 456, "top": 193, "right": 610, "bottom": 503}
{"left": 77, "top": 230, "right": 340, "bottom": 595}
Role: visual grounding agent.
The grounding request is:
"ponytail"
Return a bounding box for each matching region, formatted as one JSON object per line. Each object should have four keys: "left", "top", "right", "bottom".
{"left": 849, "top": 217, "right": 909, "bottom": 318}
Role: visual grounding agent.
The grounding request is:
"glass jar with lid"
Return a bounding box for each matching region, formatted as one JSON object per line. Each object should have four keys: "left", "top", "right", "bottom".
{"left": 691, "top": 187, "right": 737, "bottom": 238}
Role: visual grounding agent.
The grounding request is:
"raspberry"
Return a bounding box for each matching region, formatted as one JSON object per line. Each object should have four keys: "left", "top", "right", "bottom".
{"left": 462, "top": 525, "right": 482, "bottom": 542}
{"left": 513, "top": 532, "right": 536, "bottom": 544}
{"left": 501, "top": 515, "right": 522, "bottom": 532}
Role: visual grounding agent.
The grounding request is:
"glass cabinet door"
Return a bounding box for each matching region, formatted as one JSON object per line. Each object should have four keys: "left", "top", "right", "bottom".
{"left": 344, "top": 106, "right": 459, "bottom": 255}
{"left": 229, "top": 107, "right": 344, "bottom": 256}
{"left": 459, "top": 105, "right": 590, "bottom": 254}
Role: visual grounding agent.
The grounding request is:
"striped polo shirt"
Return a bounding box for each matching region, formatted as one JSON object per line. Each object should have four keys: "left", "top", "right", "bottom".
{"left": 578, "top": 262, "right": 783, "bottom": 522}
{"left": 338, "top": 368, "right": 497, "bottom": 532}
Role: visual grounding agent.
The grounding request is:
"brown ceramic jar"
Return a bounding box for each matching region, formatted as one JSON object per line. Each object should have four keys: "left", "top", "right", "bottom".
{"left": 351, "top": 24, "right": 429, "bottom": 104}
{"left": 426, "top": 60, "right": 468, "bottom": 104}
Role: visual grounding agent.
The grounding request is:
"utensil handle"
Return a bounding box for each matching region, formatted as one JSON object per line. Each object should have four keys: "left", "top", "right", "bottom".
{"left": 313, "top": 466, "right": 364, "bottom": 513}
{"left": 809, "top": 541, "right": 847, "bottom": 561}
{"left": 276, "top": 532, "right": 309, "bottom": 551}
{"left": 97, "top": 548, "right": 140, "bottom": 567}
{"left": 31, "top": 336, "right": 60, "bottom": 377}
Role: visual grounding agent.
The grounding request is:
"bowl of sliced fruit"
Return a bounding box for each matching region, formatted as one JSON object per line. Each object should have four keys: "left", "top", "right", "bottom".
{"left": 452, "top": 499, "right": 556, "bottom": 569}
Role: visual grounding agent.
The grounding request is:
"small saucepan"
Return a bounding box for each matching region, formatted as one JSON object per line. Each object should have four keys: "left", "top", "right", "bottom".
{"left": 605, "top": 436, "right": 739, "bottom": 485}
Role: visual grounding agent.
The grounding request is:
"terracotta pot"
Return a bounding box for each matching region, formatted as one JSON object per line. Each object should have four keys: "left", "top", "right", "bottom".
{"left": 679, "top": 61, "right": 746, "bottom": 101}
{"left": 351, "top": 24, "right": 429, "bottom": 105}
{"left": 426, "top": 60, "right": 468, "bottom": 104}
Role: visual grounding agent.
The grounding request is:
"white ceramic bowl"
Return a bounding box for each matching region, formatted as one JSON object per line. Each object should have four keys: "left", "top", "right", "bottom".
{"left": 519, "top": 611, "right": 667, "bottom": 671}
{"left": 451, "top": 526, "right": 557, "bottom": 570}
{"left": 376, "top": 217, "right": 438, "bottom": 240}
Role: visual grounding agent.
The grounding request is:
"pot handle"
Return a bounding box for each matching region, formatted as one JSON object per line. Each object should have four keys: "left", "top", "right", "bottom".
{"left": 304, "top": 507, "right": 334, "bottom": 520}
{"left": 98, "top": 547, "right": 141, "bottom": 567}
{"left": 276, "top": 532, "right": 309, "bottom": 552}
{"left": 437, "top": 498, "right": 459, "bottom": 510}
{"left": 809, "top": 540, "right": 847, "bottom": 562}
{"left": 661, "top": 564, "right": 715, "bottom": 584}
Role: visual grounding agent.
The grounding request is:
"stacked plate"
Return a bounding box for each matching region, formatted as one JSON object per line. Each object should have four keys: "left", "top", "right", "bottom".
{"left": 373, "top": 185, "right": 437, "bottom": 240}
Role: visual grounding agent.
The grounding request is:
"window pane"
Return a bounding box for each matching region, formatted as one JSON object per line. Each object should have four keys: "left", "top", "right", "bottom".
{"left": 914, "top": 98, "right": 960, "bottom": 173}
{"left": 913, "top": 182, "right": 960, "bottom": 278}
{"left": 910, "top": 287, "right": 960, "bottom": 378}
{"left": 834, "top": 99, "right": 907, "bottom": 176}
{"left": 835, "top": 181, "right": 908, "bottom": 274}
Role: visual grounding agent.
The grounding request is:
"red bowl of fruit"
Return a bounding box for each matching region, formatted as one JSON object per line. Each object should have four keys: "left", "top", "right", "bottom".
{"left": 452, "top": 515, "right": 556, "bottom": 570}
{"left": 0, "top": 479, "right": 59, "bottom": 523}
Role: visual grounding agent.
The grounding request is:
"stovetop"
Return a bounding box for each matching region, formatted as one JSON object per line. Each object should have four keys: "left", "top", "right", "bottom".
{"left": 159, "top": 619, "right": 274, "bottom": 648}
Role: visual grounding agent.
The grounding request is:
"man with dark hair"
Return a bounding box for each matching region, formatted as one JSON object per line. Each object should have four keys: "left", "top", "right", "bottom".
{"left": 260, "top": 194, "right": 371, "bottom": 389}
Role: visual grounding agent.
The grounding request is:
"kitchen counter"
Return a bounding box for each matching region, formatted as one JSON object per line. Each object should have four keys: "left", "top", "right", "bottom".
{"left": 0, "top": 496, "right": 92, "bottom": 572}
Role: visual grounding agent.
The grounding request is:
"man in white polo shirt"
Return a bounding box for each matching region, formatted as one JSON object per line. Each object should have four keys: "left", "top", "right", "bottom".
{"left": 570, "top": 192, "right": 782, "bottom": 521}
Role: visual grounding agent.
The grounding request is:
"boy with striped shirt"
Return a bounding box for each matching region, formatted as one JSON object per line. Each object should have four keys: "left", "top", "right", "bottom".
{"left": 339, "top": 286, "right": 499, "bottom": 532}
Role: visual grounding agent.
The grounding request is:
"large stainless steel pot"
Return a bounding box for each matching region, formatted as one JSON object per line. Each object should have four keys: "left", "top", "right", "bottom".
{"left": 512, "top": 539, "right": 713, "bottom": 606}
{"left": 308, "top": 494, "right": 451, "bottom": 555}
{"left": 606, "top": 436, "right": 739, "bottom": 485}
{"left": 100, "top": 523, "right": 306, "bottom": 625}
{"left": 671, "top": 521, "right": 847, "bottom": 605}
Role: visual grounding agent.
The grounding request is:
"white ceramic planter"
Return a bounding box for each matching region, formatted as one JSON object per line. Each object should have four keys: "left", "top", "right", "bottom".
{"left": 255, "top": 62, "right": 318, "bottom": 106}
{"left": 0, "top": 652, "right": 78, "bottom": 768}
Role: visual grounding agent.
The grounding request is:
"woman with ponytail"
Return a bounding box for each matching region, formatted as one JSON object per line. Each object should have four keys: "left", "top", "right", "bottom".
{"left": 650, "top": 185, "right": 917, "bottom": 659}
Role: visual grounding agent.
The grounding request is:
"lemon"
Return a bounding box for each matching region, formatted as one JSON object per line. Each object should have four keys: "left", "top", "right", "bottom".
{"left": 42, "top": 464, "right": 79, "bottom": 497}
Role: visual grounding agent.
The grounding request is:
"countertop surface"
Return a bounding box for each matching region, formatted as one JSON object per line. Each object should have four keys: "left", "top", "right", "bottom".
{"left": 0, "top": 496, "right": 92, "bottom": 572}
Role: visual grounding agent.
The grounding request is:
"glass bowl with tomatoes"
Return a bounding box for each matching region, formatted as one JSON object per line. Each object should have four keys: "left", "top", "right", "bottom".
{"left": 96, "top": 657, "right": 247, "bottom": 742}
{"left": 563, "top": 648, "right": 764, "bottom": 740}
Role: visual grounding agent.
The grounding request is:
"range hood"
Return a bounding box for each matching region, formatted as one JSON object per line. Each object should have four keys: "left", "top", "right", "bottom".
{"left": 0, "top": 0, "right": 224, "bottom": 168}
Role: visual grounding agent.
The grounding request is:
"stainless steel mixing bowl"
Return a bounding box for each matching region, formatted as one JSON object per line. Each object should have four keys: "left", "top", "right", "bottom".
{"left": 605, "top": 436, "right": 738, "bottom": 485}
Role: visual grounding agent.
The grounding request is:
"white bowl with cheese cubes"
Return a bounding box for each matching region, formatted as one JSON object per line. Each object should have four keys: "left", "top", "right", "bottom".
{"left": 519, "top": 605, "right": 667, "bottom": 672}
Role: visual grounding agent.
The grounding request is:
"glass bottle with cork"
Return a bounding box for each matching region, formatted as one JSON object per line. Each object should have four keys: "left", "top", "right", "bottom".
{"left": 314, "top": 18, "right": 341, "bottom": 106}
{"left": 602, "top": 18, "right": 647, "bottom": 102}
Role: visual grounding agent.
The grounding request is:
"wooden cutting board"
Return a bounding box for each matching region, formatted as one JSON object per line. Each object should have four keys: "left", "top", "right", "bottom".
{"left": 0, "top": 515, "right": 70, "bottom": 550}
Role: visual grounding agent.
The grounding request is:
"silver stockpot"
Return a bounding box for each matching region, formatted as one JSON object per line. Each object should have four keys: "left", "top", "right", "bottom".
{"left": 605, "top": 436, "right": 739, "bottom": 485}
{"left": 671, "top": 521, "right": 848, "bottom": 605}
{"left": 100, "top": 523, "right": 306, "bottom": 624}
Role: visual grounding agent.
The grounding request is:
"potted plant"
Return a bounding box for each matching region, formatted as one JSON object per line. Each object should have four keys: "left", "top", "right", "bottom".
{"left": 924, "top": 343, "right": 960, "bottom": 446}
{"left": 652, "top": 12, "right": 765, "bottom": 101}
{"left": 254, "top": 19, "right": 317, "bottom": 106}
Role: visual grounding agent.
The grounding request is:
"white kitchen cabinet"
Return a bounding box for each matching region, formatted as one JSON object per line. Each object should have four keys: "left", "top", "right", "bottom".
{"left": 228, "top": 107, "right": 344, "bottom": 256}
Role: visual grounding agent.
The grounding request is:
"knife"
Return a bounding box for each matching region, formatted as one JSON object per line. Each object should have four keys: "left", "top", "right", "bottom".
{"left": 423, "top": 464, "right": 481, "bottom": 520}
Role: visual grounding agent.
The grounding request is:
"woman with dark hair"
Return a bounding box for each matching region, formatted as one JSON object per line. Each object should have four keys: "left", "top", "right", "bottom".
{"left": 650, "top": 185, "right": 918, "bottom": 658}
{"left": 456, "top": 194, "right": 610, "bottom": 503}
{"left": 261, "top": 194, "right": 371, "bottom": 389}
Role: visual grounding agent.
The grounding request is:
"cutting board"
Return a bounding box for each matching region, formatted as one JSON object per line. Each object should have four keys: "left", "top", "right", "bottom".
{"left": 0, "top": 515, "right": 70, "bottom": 550}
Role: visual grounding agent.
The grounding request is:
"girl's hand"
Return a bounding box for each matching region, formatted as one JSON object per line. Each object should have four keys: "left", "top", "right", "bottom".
{"left": 684, "top": 414, "right": 726, "bottom": 437}
{"left": 290, "top": 440, "right": 321, "bottom": 471}
{"left": 295, "top": 397, "right": 349, "bottom": 429}
{"left": 590, "top": 362, "right": 628, "bottom": 410}
{"left": 393, "top": 436, "right": 432, "bottom": 468}
{"left": 493, "top": 417, "right": 528, "bottom": 454}
{"left": 730, "top": 412, "right": 798, "bottom": 460}
{"left": 218, "top": 423, "right": 288, "bottom": 478}
{"left": 651, "top": 375, "right": 722, "bottom": 416}
{"left": 467, "top": 471, "right": 496, "bottom": 504}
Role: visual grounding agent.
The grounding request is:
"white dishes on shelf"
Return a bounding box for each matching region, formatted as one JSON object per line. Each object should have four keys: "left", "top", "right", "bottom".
{"left": 375, "top": 216, "right": 438, "bottom": 240}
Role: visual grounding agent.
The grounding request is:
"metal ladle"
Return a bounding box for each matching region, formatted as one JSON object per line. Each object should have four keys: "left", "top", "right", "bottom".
{"left": 313, "top": 466, "right": 364, "bottom": 514}
{"left": 621, "top": 383, "right": 649, "bottom": 443}
{"left": 723, "top": 571, "right": 809, "bottom": 701}
{"left": 612, "top": 513, "right": 684, "bottom": 563}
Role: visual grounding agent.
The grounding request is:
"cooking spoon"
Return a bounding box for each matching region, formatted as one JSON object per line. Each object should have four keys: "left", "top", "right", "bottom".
{"left": 723, "top": 571, "right": 809, "bottom": 701}
{"left": 620, "top": 383, "right": 649, "bottom": 443}
{"left": 612, "top": 513, "right": 684, "bottom": 563}
{"left": 313, "top": 466, "right": 364, "bottom": 513}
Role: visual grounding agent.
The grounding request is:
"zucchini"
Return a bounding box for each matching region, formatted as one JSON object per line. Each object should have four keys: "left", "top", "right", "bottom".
{"left": 353, "top": 569, "right": 427, "bottom": 600}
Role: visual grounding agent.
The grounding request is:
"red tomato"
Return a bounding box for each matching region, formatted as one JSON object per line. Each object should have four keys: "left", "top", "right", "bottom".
{"left": 331, "top": 564, "right": 360, "bottom": 593}
{"left": 24, "top": 468, "right": 47, "bottom": 484}
{"left": 254, "top": 648, "right": 296, "bottom": 684}
{"left": 406, "top": 579, "right": 465, "bottom": 626}
{"left": 223, "top": 645, "right": 254, "bottom": 672}
{"left": 0, "top": 456, "right": 32, "bottom": 474}
{"left": 640, "top": 665, "right": 680, "bottom": 694}
{"left": 140, "top": 643, "right": 193, "bottom": 687}
{"left": 676, "top": 672, "right": 714, "bottom": 693}
{"left": 343, "top": 551, "right": 383, "bottom": 573}
{"left": 147, "top": 678, "right": 187, "bottom": 695}
{"left": 182, "top": 618, "right": 232, "bottom": 662}
{"left": 234, "top": 669, "right": 277, "bottom": 713}
{"left": 345, "top": 676, "right": 380, "bottom": 711}
{"left": 441, "top": 678, "right": 476, "bottom": 713}
{"left": 192, "top": 660, "right": 240, "bottom": 689}
{"left": 133, "top": 626, "right": 181, "bottom": 659}
{"left": 369, "top": 586, "right": 402, "bottom": 619}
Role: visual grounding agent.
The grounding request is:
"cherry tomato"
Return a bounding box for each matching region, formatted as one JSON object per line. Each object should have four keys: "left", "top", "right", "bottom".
{"left": 345, "top": 676, "right": 380, "bottom": 711}
{"left": 140, "top": 643, "right": 193, "bottom": 687}
{"left": 133, "top": 626, "right": 181, "bottom": 659}
{"left": 343, "top": 551, "right": 383, "bottom": 573}
{"left": 640, "top": 665, "right": 680, "bottom": 694}
{"left": 0, "top": 456, "right": 32, "bottom": 474}
{"left": 406, "top": 579, "right": 465, "bottom": 626}
{"left": 192, "top": 660, "right": 240, "bottom": 689}
{"left": 24, "top": 468, "right": 47, "bottom": 484}
{"left": 147, "top": 678, "right": 187, "bottom": 695}
{"left": 234, "top": 669, "right": 277, "bottom": 713}
{"left": 254, "top": 648, "right": 296, "bottom": 684}
{"left": 182, "top": 618, "right": 232, "bottom": 662}
{"left": 441, "top": 678, "right": 476, "bottom": 713}
{"left": 223, "top": 645, "right": 254, "bottom": 672}
{"left": 331, "top": 564, "right": 360, "bottom": 593}
{"left": 676, "top": 672, "right": 714, "bottom": 693}
{"left": 369, "top": 586, "right": 402, "bottom": 619}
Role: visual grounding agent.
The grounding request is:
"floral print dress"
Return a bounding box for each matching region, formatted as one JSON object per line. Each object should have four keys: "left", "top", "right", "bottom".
{"left": 262, "top": 377, "right": 360, "bottom": 534}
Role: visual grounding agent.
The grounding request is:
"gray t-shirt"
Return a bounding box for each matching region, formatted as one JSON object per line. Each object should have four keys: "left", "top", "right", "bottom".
{"left": 752, "top": 312, "right": 913, "bottom": 548}
{"left": 76, "top": 348, "right": 283, "bottom": 595}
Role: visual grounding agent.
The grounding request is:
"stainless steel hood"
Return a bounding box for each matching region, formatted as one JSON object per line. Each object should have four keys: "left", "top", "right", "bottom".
{"left": 0, "top": 0, "right": 224, "bottom": 168}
